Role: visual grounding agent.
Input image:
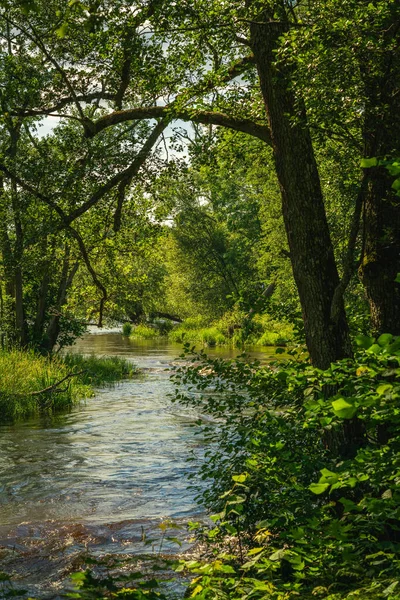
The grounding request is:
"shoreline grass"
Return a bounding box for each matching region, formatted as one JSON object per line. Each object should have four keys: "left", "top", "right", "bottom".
{"left": 128, "top": 314, "right": 294, "bottom": 348}
{"left": 0, "top": 350, "right": 138, "bottom": 423}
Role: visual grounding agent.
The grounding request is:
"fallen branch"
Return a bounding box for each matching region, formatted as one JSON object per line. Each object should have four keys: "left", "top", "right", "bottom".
{"left": 31, "top": 370, "right": 86, "bottom": 396}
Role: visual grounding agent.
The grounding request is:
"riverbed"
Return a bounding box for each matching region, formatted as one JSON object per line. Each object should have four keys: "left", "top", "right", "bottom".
{"left": 0, "top": 333, "right": 277, "bottom": 597}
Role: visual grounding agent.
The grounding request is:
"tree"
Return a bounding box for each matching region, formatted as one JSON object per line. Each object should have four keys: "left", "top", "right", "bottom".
{"left": 2, "top": 0, "right": 398, "bottom": 366}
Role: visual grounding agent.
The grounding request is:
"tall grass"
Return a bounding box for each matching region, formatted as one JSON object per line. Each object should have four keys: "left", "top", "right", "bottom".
{"left": 129, "top": 324, "right": 159, "bottom": 339}
{"left": 0, "top": 350, "right": 138, "bottom": 423}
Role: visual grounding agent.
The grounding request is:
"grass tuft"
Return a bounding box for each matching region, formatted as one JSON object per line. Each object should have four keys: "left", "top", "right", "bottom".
{"left": 0, "top": 350, "right": 138, "bottom": 423}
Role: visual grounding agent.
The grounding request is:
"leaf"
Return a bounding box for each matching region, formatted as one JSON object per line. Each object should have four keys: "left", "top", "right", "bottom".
{"left": 360, "top": 157, "right": 378, "bottom": 168}
{"left": 269, "top": 549, "right": 285, "bottom": 561}
{"left": 396, "top": 273, "right": 400, "bottom": 283}
{"left": 392, "top": 178, "right": 400, "bottom": 192}
{"left": 383, "top": 581, "right": 398, "bottom": 597}
{"left": 331, "top": 398, "right": 357, "bottom": 419}
{"left": 381, "top": 489, "right": 393, "bottom": 500}
{"left": 232, "top": 473, "right": 248, "bottom": 483}
{"left": 355, "top": 334, "right": 375, "bottom": 349}
{"left": 55, "top": 22, "right": 68, "bottom": 38}
{"left": 376, "top": 384, "right": 393, "bottom": 396}
{"left": 191, "top": 584, "right": 203, "bottom": 597}
{"left": 309, "top": 482, "right": 330, "bottom": 495}
{"left": 367, "top": 343, "right": 382, "bottom": 355}
{"left": 377, "top": 333, "right": 393, "bottom": 347}
{"left": 247, "top": 547, "right": 264, "bottom": 556}
{"left": 319, "top": 468, "right": 339, "bottom": 483}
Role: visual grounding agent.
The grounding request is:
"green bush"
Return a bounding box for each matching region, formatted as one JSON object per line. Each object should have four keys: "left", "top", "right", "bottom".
{"left": 172, "top": 335, "right": 400, "bottom": 600}
{"left": 200, "top": 327, "right": 227, "bottom": 346}
{"left": 122, "top": 322, "right": 133, "bottom": 336}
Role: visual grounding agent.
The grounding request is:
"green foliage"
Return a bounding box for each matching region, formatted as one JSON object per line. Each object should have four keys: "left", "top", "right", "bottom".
{"left": 130, "top": 324, "right": 160, "bottom": 339}
{"left": 122, "top": 322, "right": 133, "bottom": 336}
{"left": 63, "top": 353, "right": 138, "bottom": 386}
{"left": 0, "top": 350, "right": 90, "bottom": 421}
{"left": 171, "top": 338, "right": 400, "bottom": 599}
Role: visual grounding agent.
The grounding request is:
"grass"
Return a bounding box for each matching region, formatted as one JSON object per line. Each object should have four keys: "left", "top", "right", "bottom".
{"left": 128, "top": 313, "right": 294, "bottom": 348}
{"left": 169, "top": 324, "right": 227, "bottom": 346}
{"left": 129, "top": 324, "right": 159, "bottom": 339}
{"left": 0, "top": 350, "right": 138, "bottom": 423}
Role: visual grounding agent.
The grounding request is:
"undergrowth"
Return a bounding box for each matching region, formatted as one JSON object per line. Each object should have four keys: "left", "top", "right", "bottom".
{"left": 169, "top": 334, "right": 400, "bottom": 600}
{"left": 129, "top": 313, "right": 294, "bottom": 348}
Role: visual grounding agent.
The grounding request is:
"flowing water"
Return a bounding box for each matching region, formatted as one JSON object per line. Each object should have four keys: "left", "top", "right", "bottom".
{"left": 0, "top": 332, "right": 277, "bottom": 597}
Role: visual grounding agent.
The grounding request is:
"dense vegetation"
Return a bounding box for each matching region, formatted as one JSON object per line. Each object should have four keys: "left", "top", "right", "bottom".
{"left": 0, "top": 0, "right": 398, "bottom": 598}
{"left": 0, "top": 352, "right": 137, "bottom": 420}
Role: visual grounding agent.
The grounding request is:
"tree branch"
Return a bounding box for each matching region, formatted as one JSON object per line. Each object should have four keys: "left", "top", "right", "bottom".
{"left": 330, "top": 174, "right": 369, "bottom": 323}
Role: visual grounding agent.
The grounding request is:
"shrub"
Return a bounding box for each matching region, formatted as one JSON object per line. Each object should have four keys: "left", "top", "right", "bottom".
{"left": 122, "top": 322, "right": 133, "bottom": 336}
{"left": 172, "top": 335, "right": 400, "bottom": 600}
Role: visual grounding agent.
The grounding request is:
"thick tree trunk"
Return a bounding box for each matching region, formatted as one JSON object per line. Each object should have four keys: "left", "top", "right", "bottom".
{"left": 360, "top": 169, "right": 400, "bottom": 335}
{"left": 250, "top": 14, "right": 352, "bottom": 368}
{"left": 358, "top": 27, "right": 400, "bottom": 335}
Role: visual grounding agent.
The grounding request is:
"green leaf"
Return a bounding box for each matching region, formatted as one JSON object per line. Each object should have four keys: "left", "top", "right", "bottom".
{"left": 377, "top": 333, "right": 393, "bottom": 347}
{"left": 247, "top": 547, "right": 264, "bottom": 556}
{"left": 55, "top": 22, "right": 68, "bottom": 38}
{"left": 392, "top": 178, "right": 400, "bottom": 191}
{"left": 269, "top": 549, "right": 285, "bottom": 561}
{"left": 376, "top": 384, "right": 392, "bottom": 396}
{"left": 395, "top": 273, "right": 400, "bottom": 283}
{"left": 367, "top": 343, "right": 382, "bottom": 355}
{"left": 331, "top": 398, "right": 357, "bottom": 419}
{"left": 383, "top": 581, "right": 398, "bottom": 597}
{"left": 309, "top": 482, "right": 330, "bottom": 494}
{"left": 355, "top": 334, "right": 375, "bottom": 349}
{"left": 319, "top": 468, "right": 339, "bottom": 483}
{"left": 232, "top": 473, "right": 248, "bottom": 483}
{"left": 360, "top": 157, "right": 378, "bottom": 168}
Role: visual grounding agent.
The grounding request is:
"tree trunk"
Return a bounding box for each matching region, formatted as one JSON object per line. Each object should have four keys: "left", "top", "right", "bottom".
{"left": 44, "top": 250, "right": 79, "bottom": 353}
{"left": 358, "top": 25, "right": 400, "bottom": 335}
{"left": 249, "top": 12, "right": 352, "bottom": 368}
{"left": 9, "top": 127, "right": 28, "bottom": 347}
{"left": 360, "top": 172, "right": 400, "bottom": 335}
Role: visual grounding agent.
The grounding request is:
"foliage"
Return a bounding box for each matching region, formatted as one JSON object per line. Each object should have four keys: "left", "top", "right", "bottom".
{"left": 122, "top": 322, "right": 133, "bottom": 336}
{"left": 63, "top": 353, "right": 138, "bottom": 386}
{"left": 171, "top": 338, "right": 400, "bottom": 599}
{"left": 130, "top": 324, "right": 160, "bottom": 339}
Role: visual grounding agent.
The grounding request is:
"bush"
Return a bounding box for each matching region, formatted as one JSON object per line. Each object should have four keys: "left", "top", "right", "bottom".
{"left": 172, "top": 335, "right": 400, "bottom": 600}
{"left": 122, "top": 322, "right": 133, "bottom": 336}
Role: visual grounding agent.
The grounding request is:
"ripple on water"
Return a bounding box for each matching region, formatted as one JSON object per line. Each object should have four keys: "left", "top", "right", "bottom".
{"left": 0, "top": 334, "right": 275, "bottom": 596}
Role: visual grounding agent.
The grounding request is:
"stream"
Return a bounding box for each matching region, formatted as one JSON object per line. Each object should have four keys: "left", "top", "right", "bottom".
{"left": 0, "top": 332, "right": 277, "bottom": 597}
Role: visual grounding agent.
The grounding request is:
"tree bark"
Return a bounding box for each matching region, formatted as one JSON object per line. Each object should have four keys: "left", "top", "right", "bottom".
{"left": 358, "top": 20, "right": 400, "bottom": 335}
{"left": 249, "top": 12, "right": 352, "bottom": 369}
{"left": 359, "top": 168, "right": 400, "bottom": 335}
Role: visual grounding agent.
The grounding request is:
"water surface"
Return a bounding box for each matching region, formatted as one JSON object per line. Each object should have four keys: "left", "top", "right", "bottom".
{"left": 0, "top": 333, "right": 277, "bottom": 596}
